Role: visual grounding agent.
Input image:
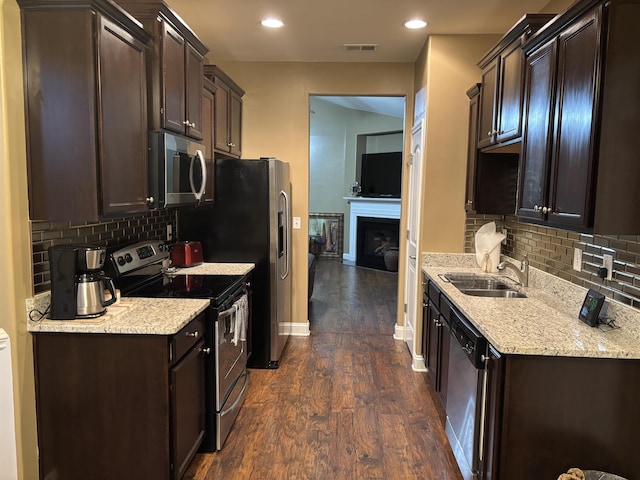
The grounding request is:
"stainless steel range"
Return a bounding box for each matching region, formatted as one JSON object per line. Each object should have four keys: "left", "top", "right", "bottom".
{"left": 106, "top": 240, "right": 250, "bottom": 451}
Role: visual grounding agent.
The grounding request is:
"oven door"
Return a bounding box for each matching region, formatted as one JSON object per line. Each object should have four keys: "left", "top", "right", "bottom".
{"left": 215, "top": 290, "right": 249, "bottom": 410}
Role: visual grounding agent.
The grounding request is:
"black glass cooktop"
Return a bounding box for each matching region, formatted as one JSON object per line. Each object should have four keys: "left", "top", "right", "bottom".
{"left": 119, "top": 273, "right": 244, "bottom": 306}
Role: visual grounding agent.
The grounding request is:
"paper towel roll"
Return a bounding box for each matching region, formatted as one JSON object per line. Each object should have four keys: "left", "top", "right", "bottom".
{"left": 475, "top": 222, "right": 506, "bottom": 272}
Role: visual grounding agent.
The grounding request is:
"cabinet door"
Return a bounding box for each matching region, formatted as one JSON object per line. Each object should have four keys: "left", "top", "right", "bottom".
{"left": 478, "top": 57, "right": 499, "bottom": 148}
{"left": 171, "top": 338, "right": 206, "bottom": 480}
{"left": 426, "top": 302, "right": 442, "bottom": 394}
{"left": 518, "top": 40, "right": 557, "bottom": 220}
{"left": 162, "top": 21, "right": 186, "bottom": 134}
{"left": 229, "top": 90, "right": 242, "bottom": 157}
{"left": 214, "top": 79, "right": 230, "bottom": 152}
{"left": 202, "top": 87, "right": 215, "bottom": 202}
{"left": 465, "top": 85, "right": 480, "bottom": 212}
{"left": 185, "top": 43, "right": 204, "bottom": 140}
{"left": 98, "top": 15, "right": 149, "bottom": 216}
{"left": 496, "top": 41, "right": 524, "bottom": 144}
{"left": 482, "top": 346, "right": 504, "bottom": 480}
{"left": 548, "top": 9, "right": 601, "bottom": 229}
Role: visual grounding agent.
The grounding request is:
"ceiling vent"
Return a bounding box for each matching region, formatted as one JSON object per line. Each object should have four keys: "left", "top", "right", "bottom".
{"left": 343, "top": 44, "right": 378, "bottom": 52}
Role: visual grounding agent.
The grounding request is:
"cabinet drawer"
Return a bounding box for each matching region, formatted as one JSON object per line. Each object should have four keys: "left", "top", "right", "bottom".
{"left": 172, "top": 313, "right": 206, "bottom": 364}
{"left": 428, "top": 281, "right": 441, "bottom": 309}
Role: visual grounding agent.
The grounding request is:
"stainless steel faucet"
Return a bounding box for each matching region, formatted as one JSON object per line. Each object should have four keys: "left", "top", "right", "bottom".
{"left": 497, "top": 253, "right": 529, "bottom": 287}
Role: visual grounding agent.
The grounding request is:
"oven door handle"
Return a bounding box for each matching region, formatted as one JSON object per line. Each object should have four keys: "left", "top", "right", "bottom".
{"left": 220, "top": 371, "right": 249, "bottom": 416}
{"left": 218, "top": 304, "right": 237, "bottom": 320}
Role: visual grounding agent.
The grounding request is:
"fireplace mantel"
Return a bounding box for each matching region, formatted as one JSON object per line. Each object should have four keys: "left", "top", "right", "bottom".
{"left": 343, "top": 196, "right": 401, "bottom": 263}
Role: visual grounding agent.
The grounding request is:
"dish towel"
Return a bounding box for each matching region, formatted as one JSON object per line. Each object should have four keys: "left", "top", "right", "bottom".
{"left": 231, "top": 294, "right": 248, "bottom": 346}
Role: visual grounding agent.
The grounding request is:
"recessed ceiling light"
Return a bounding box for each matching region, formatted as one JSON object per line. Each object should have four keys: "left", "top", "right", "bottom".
{"left": 261, "top": 18, "right": 284, "bottom": 28}
{"left": 404, "top": 19, "right": 427, "bottom": 29}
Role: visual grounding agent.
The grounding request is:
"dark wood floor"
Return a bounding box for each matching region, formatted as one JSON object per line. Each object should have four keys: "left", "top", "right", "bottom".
{"left": 185, "top": 259, "right": 462, "bottom": 480}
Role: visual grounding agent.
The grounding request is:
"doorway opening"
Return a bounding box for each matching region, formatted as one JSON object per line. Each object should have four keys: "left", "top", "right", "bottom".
{"left": 308, "top": 95, "right": 406, "bottom": 266}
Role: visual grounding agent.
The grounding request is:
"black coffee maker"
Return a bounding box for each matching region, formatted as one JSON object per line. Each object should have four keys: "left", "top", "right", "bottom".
{"left": 49, "top": 245, "right": 117, "bottom": 320}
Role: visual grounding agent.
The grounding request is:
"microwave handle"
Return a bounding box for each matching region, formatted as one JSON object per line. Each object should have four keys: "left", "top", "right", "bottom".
{"left": 189, "top": 149, "right": 207, "bottom": 201}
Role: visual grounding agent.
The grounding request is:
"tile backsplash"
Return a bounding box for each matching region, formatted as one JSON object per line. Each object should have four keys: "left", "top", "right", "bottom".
{"left": 31, "top": 210, "right": 176, "bottom": 294}
{"left": 466, "top": 214, "right": 640, "bottom": 310}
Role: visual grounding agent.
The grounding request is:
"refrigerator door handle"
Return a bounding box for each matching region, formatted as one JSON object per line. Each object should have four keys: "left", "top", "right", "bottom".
{"left": 280, "top": 189, "right": 291, "bottom": 280}
{"left": 189, "top": 149, "right": 207, "bottom": 201}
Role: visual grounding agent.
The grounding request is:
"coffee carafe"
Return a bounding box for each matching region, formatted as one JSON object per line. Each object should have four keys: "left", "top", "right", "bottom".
{"left": 49, "top": 245, "right": 117, "bottom": 319}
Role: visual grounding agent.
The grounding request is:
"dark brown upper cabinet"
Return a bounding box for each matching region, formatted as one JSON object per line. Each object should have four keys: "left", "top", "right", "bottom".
{"left": 204, "top": 65, "right": 245, "bottom": 158}
{"left": 201, "top": 77, "right": 216, "bottom": 202}
{"left": 477, "top": 14, "right": 556, "bottom": 150}
{"left": 519, "top": 0, "right": 640, "bottom": 234}
{"left": 118, "top": 1, "right": 208, "bottom": 142}
{"left": 19, "top": 0, "right": 151, "bottom": 222}
{"left": 465, "top": 83, "right": 519, "bottom": 215}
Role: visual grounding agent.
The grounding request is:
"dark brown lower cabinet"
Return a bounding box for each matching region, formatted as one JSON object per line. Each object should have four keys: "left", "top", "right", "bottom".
{"left": 482, "top": 353, "right": 640, "bottom": 479}
{"left": 33, "top": 314, "right": 206, "bottom": 480}
{"left": 422, "top": 279, "right": 450, "bottom": 407}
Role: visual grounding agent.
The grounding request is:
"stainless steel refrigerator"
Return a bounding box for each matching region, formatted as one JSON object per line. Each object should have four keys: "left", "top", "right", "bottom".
{"left": 178, "top": 158, "right": 292, "bottom": 368}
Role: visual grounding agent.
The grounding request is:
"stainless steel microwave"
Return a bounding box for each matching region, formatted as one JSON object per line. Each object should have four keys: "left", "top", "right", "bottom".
{"left": 148, "top": 132, "right": 207, "bottom": 208}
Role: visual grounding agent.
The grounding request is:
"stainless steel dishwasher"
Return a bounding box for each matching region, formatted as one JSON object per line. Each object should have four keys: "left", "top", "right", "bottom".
{"left": 444, "top": 305, "right": 488, "bottom": 480}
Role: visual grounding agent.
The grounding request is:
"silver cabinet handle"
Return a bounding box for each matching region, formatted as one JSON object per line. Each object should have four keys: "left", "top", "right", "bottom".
{"left": 186, "top": 331, "right": 199, "bottom": 338}
{"left": 200, "top": 347, "right": 211, "bottom": 354}
{"left": 481, "top": 354, "right": 489, "bottom": 363}
{"left": 410, "top": 255, "right": 416, "bottom": 260}
{"left": 542, "top": 206, "right": 549, "bottom": 214}
{"left": 146, "top": 196, "right": 154, "bottom": 206}
{"left": 534, "top": 205, "right": 540, "bottom": 212}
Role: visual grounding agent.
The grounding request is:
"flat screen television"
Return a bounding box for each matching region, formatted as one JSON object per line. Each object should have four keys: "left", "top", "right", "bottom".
{"left": 359, "top": 152, "right": 402, "bottom": 198}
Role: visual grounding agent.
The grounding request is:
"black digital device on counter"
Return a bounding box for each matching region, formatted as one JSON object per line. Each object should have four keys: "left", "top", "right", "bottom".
{"left": 579, "top": 289, "right": 605, "bottom": 326}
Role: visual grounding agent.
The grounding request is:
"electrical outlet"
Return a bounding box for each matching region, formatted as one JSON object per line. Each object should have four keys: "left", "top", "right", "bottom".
{"left": 603, "top": 254, "right": 613, "bottom": 281}
{"left": 166, "top": 224, "right": 173, "bottom": 241}
{"left": 293, "top": 216, "right": 301, "bottom": 230}
{"left": 502, "top": 228, "right": 507, "bottom": 245}
{"left": 573, "top": 248, "right": 582, "bottom": 272}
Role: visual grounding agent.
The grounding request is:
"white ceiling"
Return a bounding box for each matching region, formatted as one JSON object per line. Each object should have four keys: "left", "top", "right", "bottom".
{"left": 315, "top": 96, "right": 406, "bottom": 119}
{"left": 166, "top": 0, "right": 555, "bottom": 63}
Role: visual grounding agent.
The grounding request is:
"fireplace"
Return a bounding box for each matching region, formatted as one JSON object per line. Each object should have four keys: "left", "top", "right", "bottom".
{"left": 356, "top": 217, "right": 400, "bottom": 271}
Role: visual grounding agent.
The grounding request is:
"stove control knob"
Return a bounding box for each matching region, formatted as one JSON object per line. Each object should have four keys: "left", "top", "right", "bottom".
{"left": 117, "top": 256, "right": 126, "bottom": 266}
{"left": 125, "top": 253, "right": 133, "bottom": 263}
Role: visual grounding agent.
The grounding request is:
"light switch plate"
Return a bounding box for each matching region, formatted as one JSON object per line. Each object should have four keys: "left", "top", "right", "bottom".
{"left": 166, "top": 224, "right": 173, "bottom": 241}
{"left": 293, "top": 216, "right": 301, "bottom": 230}
{"left": 573, "top": 248, "right": 582, "bottom": 272}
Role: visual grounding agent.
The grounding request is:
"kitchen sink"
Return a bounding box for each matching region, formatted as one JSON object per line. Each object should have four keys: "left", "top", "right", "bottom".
{"left": 458, "top": 289, "right": 527, "bottom": 298}
{"left": 440, "top": 273, "right": 527, "bottom": 298}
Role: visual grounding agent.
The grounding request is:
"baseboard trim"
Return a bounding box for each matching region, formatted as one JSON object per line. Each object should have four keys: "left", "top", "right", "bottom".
{"left": 393, "top": 322, "right": 404, "bottom": 340}
{"left": 412, "top": 355, "right": 427, "bottom": 372}
{"left": 289, "top": 322, "right": 310, "bottom": 336}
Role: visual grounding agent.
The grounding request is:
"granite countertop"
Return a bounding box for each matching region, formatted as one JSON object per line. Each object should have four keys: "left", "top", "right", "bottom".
{"left": 173, "top": 262, "right": 254, "bottom": 276}
{"left": 421, "top": 253, "right": 640, "bottom": 360}
{"left": 27, "top": 296, "right": 210, "bottom": 335}
{"left": 26, "top": 262, "right": 255, "bottom": 335}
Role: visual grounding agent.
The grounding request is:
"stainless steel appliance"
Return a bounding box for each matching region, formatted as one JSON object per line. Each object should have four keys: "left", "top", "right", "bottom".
{"left": 445, "top": 306, "right": 489, "bottom": 480}
{"left": 148, "top": 132, "right": 207, "bottom": 208}
{"left": 49, "top": 245, "right": 117, "bottom": 319}
{"left": 178, "top": 158, "right": 292, "bottom": 369}
{"left": 106, "top": 240, "right": 249, "bottom": 451}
